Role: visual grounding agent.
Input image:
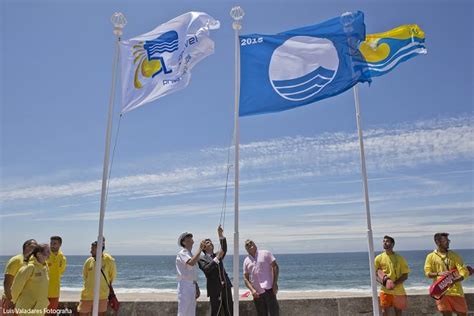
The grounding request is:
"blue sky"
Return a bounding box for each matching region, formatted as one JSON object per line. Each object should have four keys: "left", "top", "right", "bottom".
{"left": 1, "top": 0, "right": 473, "bottom": 256}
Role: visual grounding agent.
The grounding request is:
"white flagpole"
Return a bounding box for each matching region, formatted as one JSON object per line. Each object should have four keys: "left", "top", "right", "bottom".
{"left": 353, "top": 84, "right": 380, "bottom": 316}
{"left": 92, "top": 12, "right": 126, "bottom": 316}
{"left": 230, "top": 6, "right": 244, "bottom": 316}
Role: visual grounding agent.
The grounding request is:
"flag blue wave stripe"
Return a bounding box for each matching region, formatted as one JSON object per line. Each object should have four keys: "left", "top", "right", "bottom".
{"left": 148, "top": 46, "right": 179, "bottom": 54}
{"left": 146, "top": 39, "right": 179, "bottom": 48}
{"left": 276, "top": 75, "right": 331, "bottom": 94}
{"left": 273, "top": 67, "right": 335, "bottom": 88}
{"left": 147, "top": 43, "right": 179, "bottom": 51}
{"left": 367, "top": 50, "right": 425, "bottom": 73}
{"left": 144, "top": 41, "right": 179, "bottom": 52}
{"left": 148, "top": 43, "right": 179, "bottom": 51}
{"left": 279, "top": 83, "right": 327, "bottom": 101}
{"left": 366, "top": 47, "right": 426, "bottom": 71}
{"left": 362, "top": 43, "right": 426, "bottom": 68}
{"left": 148, "top": 49, "right": 176, "bottom": 56}
{"left": 371, "top": 45, "right": 425, "bottom": 68}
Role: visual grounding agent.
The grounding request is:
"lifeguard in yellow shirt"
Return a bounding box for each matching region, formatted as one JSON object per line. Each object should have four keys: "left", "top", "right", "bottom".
{"left": 424, "top": 232, "right": 470, "bottom": 316}
{"left": 375, "top": 235, "right": 410, "bottom": 316}
{"left": 46, "top": 236, "right": 66, "bottom": 314}
{"left": 1, "top": 239, "right": 37, "bottom": 315}
{"left": 77, "top": 240, "right": 116, "bottom": 316}
{"left": 11, "top": 244, "right": 50, "bottom": 316}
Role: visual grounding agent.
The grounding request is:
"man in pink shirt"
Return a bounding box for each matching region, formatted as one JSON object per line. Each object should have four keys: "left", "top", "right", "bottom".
{"left": 243, "top": 239, "right": 280, "bottom": 316}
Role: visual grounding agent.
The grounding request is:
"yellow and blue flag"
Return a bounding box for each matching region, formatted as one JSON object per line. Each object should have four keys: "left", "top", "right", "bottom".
{"left": 239, "top": 11, "right": 370, "bottom": 117}
{"left": 358, "top": 24, "right": 426, "bottom": 77}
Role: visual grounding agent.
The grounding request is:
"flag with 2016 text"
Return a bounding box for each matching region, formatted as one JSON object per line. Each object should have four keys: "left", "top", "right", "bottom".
{"left": 239, "top": 11, "right": 371, "bottom": 117}
{"left": 120, "top": 12, "right": 220, "bottom": 113}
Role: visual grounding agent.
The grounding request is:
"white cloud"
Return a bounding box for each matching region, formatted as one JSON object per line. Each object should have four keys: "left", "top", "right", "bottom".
{"left": 1, "top": 115, "right": 472, "bottom": 204}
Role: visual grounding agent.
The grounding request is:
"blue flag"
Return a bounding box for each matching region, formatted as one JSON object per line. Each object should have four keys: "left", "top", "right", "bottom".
{"left": 239, "top": 11, "right": 370, "bottom": 117}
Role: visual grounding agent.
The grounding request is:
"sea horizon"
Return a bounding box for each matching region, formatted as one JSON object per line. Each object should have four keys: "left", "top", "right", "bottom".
{"left": 2, "top": 249, "right": 473, "bottom": 294}
{"left": 2, "top": 248, "right": 473, "bottom": 257}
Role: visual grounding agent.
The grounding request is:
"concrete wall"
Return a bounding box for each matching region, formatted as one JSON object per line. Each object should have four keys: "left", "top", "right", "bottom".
{"left": 59, "top": 293, "right": 473, "bottom": 316}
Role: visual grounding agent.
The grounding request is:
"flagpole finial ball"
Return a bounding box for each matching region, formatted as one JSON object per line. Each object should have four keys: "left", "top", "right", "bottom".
{"left": 111, "top": 12, "right": 127, "bottom": 37}
{"left": 230, "top": 6, "right": 244, "bottom": 21}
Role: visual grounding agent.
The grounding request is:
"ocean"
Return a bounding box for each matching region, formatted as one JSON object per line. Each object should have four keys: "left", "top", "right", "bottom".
{"left": 1, "top": 250, "right": 473, "bottom": 294}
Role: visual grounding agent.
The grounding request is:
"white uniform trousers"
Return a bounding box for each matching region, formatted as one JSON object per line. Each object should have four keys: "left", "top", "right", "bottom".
{"left": 177, "top": 280, "right": 196, "bottom": 316}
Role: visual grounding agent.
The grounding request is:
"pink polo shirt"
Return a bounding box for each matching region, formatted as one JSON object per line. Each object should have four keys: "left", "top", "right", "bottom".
{"left": 243, "top": 250, "right": 276, "bottom": 294}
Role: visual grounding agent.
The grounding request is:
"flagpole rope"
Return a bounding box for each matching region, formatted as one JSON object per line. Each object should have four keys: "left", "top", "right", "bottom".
{"left": 219, "top": 127, "right": 235, "bottom": 230}
{"left": 105, "top": 113, "right": 123, "bottom": 204}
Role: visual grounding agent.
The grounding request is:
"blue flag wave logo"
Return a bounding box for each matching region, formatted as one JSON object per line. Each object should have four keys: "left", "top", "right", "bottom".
{"left": 239, "top": 11, "right": 371, "bottom": 117}
{"left": 269, "top": 36, "right": 338, "bottom": 101}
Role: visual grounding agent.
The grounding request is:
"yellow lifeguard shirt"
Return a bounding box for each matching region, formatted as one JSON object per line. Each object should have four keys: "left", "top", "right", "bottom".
{"left": 80, "top": 254, "right": 117, "bottom": 300}
{"left": 46, "top": 250, "right": 67, "bottom": 298}
{"left": 11, "top": 257, "right": 49, "bottom": 311}
{"left": 4, "top": 254, "right": 25, "bottom": 276}
{"left": 375, "top": 252, "right": 410, "bottom": 295}
{"left": 424, "top": 250, "right": 469, "bottom": 297}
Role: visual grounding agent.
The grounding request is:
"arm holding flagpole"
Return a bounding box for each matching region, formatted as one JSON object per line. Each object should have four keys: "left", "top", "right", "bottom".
{"left": 230, "top": 6, "right": 244, "bottom": 316}
{"left": 92, "top": 12, "right": 126, "bottom": 316}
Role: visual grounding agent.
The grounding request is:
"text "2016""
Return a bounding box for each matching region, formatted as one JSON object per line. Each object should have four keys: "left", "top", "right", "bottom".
{"left": 241, "top": 37, "right": 263, "bottom": 46}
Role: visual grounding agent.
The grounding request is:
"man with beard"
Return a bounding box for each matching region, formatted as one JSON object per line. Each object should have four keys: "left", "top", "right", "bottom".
{"left": 375, "top": 236, "right": 410, "bottom": 316}
{"left": 424, "top": 233, "right": 470, "bottom": 316}
{"left": 198, "top": 226, "right": 233, "bottom": 316}
{"left": 243, "top": 240, "right": 280, "bottom": 316}
{"left": 46, "top": 236, "right": 67, "bottom": 315}
{"left": 77, "top": 240, "right": 116, "bottom": 316}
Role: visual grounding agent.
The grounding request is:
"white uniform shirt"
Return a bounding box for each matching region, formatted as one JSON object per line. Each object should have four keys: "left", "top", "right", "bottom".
{"left": 176, "top": 248, "right": 197, "bottom": 282}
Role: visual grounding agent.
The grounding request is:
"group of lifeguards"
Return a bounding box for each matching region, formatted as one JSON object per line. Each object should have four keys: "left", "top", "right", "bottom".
{"left": 376, "top": 232, "right": 471, "bottom": 316}
{"left": 1, "top": 237, "right": 116, "bottom": 316}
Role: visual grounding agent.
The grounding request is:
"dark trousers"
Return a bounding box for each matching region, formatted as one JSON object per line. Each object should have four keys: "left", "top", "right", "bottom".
{"left": 210, "top": 285, "right": 233, "bottom": 316}
{"left": 253, "top": 289, "right": 279, "bottom": 316}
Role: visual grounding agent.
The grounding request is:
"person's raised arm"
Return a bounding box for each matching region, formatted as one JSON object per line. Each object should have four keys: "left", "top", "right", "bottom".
{"left": 187, "top": 241, "right": 206, "bottom": 267}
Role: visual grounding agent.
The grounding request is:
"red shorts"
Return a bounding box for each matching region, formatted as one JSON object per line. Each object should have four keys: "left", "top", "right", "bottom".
{"left": 379, "top": 292, "right": 407, "bottom": 310}
{"left": 435, "top": 295, "right": 468, "bottom": 314}
{"left": 46, "top": 297, "right": 60, "bottom": 314}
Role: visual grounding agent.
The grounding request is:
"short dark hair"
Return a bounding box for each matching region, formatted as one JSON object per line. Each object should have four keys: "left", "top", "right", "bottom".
{"left": 434, "top": 232, "right": 449, "bottom": 243}
{"left": 383, "top": 235, "right": 395, "bottom": 245}
{"left": 244, "top": 239, "right": 255, "bottom": 248}
{"left": 50, "top": 236, "right": 62, "bottom": 244}
{"left": 22, "top": 239, "right": 37, "bottom": 252}
{"left": 24, "top": 243, "right": 49, "bottom": 263}
{"left": 202, "top": 239, "right": 212, "bottom": 254}
{"left": 91, "top": 241, "right": 105, "bottom": 251}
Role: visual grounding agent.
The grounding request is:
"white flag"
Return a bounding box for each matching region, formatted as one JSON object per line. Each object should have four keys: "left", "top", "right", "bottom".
{"left": 120, "top": 12, "right": 220, "bottom": 113}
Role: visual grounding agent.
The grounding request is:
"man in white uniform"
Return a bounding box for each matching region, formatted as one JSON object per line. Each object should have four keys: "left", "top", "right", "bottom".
{"left": 176, "top": 232, "right": 205, "bottom": 316}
